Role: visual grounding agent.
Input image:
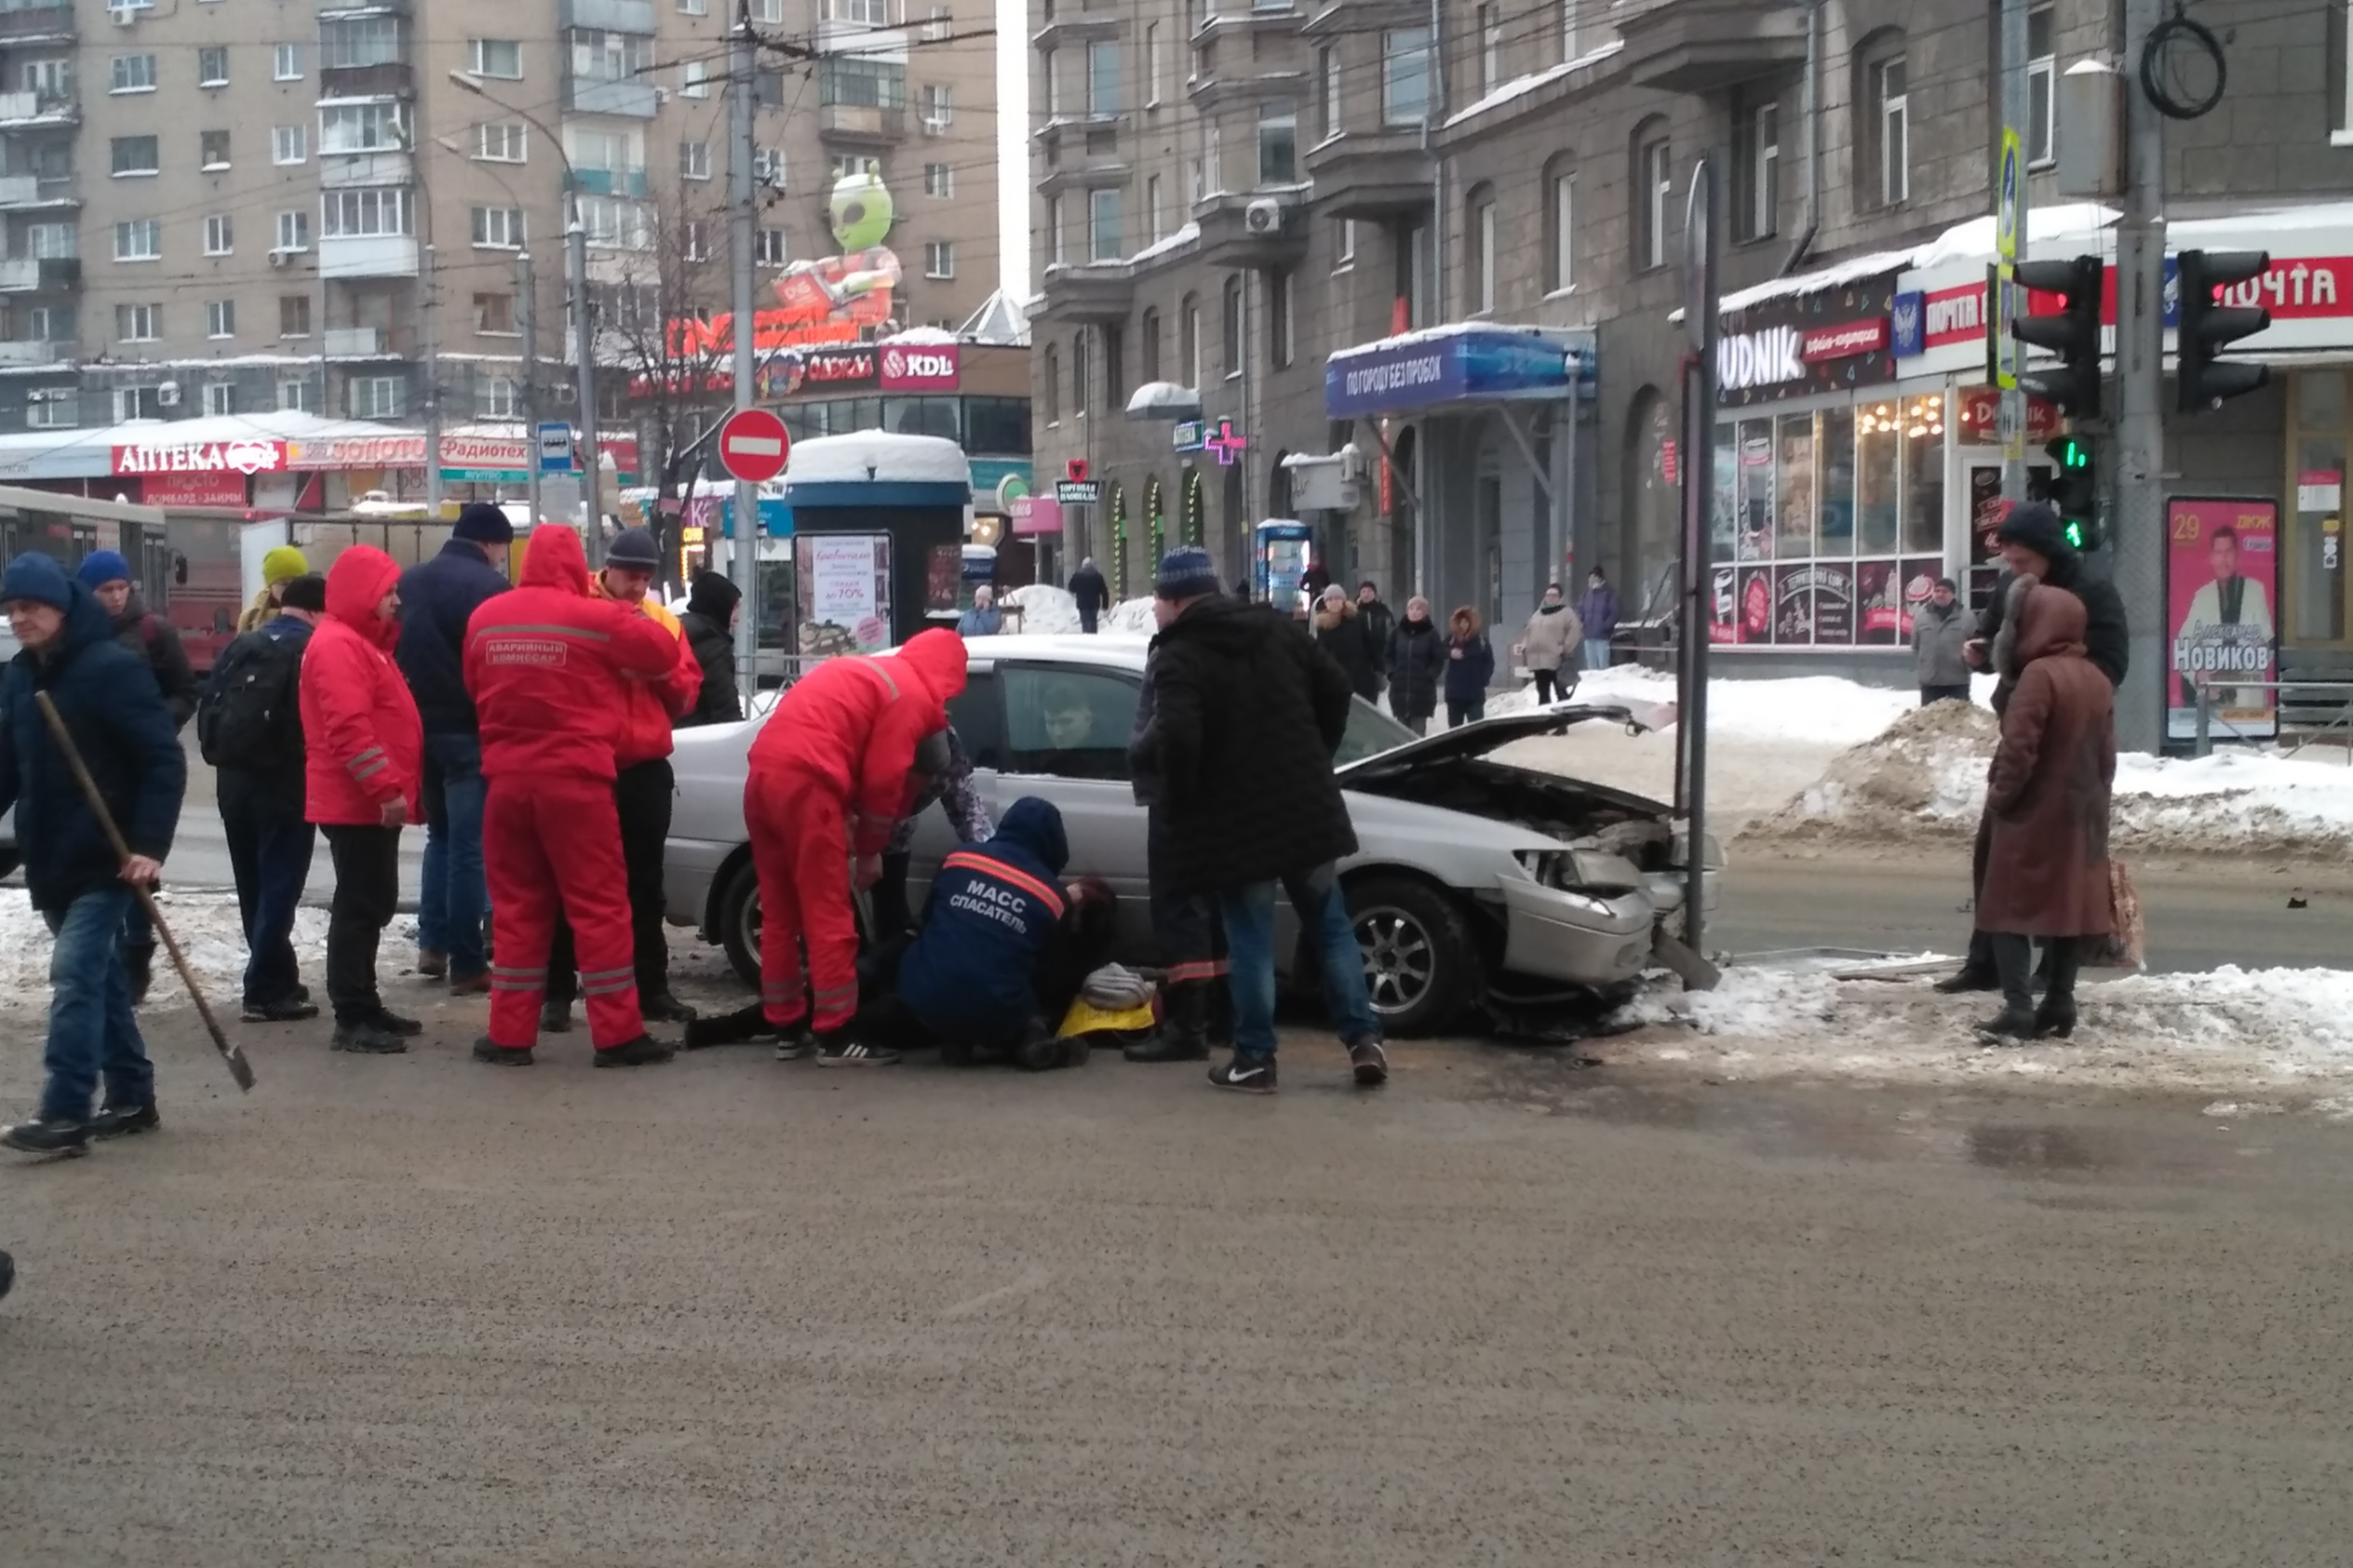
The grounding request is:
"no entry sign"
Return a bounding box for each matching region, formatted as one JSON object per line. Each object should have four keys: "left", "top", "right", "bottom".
{"left": 717, "top": 408, "right": 790, "bottom": 484}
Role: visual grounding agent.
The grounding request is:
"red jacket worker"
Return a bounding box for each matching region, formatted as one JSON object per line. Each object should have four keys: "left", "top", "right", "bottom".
{"left": 746, "top": 627, "right": 967, "bottom": 1066}
{"left": 463, "top": 526, "right": 684, "bottom": 1068}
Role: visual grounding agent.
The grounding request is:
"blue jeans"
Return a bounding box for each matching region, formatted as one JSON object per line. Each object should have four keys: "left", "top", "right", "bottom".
{"left": 1582, "top": 637, "right": 1612, "bottom": 672}
{"left": 1216, "top": 868, "right": 1380, "bottom": 1061}
{"left": 220, "top": 768, "right": 316, "bottom": 1004}
{"left": 41, "top": 885, "right": 152, "bottom": 1121}
{"left": 418, "top": 731, "right": 488, "bottom": 979}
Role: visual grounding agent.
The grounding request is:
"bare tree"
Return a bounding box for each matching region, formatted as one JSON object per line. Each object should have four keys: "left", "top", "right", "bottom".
{"left": 597, "top": 178, "right": 736, "bottom": 586}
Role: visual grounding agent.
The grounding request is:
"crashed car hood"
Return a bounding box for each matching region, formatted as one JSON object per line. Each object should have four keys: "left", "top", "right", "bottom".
{"left": 1336, "top": 703, "right": 1679, "bottom": 811}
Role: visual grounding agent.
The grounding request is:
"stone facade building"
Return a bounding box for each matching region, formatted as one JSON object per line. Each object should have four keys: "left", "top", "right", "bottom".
{"left": 1027, "top": 0, "right": 2353, "bottom": 705}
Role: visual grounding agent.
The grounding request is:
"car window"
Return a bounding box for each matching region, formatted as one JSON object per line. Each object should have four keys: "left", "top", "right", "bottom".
{"left": 945, "top": 671, "right": 1002, "bottom": 769}
{"left": 1333, "top": 695, "right": 1416, "bottom": 768}
{"left": 999, "top": 663, "right": 1137, "bottom": 781}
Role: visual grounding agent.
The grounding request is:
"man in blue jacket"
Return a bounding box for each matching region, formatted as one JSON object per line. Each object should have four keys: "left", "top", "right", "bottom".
{"left": 394, "top": 503, "right": 513, "bottom": 993}
{"left": 894, "top": 796, "right": 1085, "bottom": 1068}
{"left": 0, "top": 554, "right": 186, "bottom": 1156}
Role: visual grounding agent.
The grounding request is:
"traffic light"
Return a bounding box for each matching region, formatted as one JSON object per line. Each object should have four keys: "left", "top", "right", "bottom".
{"left": 2046, "top": 434, "right": 2099, "bottom": 550}
{"left": 2011, "top": 254, "right": 2104, "bottom": 419}
{"left": 2177, "top": 248, "right": 2271, "bottom": 414}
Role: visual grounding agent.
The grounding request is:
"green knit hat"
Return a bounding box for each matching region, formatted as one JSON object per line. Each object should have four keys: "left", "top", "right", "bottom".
{"left": 262, "top": 545, "right": 310, "bottom": 585}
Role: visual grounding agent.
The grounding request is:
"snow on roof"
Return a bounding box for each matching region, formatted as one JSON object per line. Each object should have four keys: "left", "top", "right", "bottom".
{"left": 1130, "top": 221, "right": 1201, "bottom": 266}
{"left": 786, "top": 430, "right": 971, "bottom": 489}
{"left": 1910, "top": 202, "right": 2118, "bottom": 269}
{"left": 1327, "top": 318, "right": 1566, "bottom": 359}
{"left": 959, "top": 288, "right": 1031, "bottom": 347}
{"left": 1443, "top": 39, "right": 1626, "bottom": 129}
{"left": 880, "top": 325, "right": 960, "bottom": 345}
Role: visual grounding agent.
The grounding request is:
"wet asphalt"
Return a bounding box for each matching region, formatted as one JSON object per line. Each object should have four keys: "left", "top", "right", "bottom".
{"left": 5, "top": 1003, "right": 2350, "bottom": 1567}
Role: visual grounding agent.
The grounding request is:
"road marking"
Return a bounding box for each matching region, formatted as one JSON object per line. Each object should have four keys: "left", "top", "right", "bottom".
{"left": 939, "top": 1266, "right": 1053, "bottom": 1320}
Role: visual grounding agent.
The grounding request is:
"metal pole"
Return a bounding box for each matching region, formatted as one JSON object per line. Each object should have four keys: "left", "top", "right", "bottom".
{"left": 1999, "top": 0, "right": 2028, "bottom": 503}
{"left": 729, "top": 8, "right": 760, "bottom": 703}
{"left": 570, "top": 198, "right": 601, "bottom": 564}
{"left": 423, "top": 242, "right": 444, "bottom": 518}
{"left": 2112, "top": 0, "right": 2167, "bottom": 755}
{"left": 1677, "top": 158, "right": 1720, "bottom": 973}
{"left": 518, "top": 248, "right": 541, "bottom": 529}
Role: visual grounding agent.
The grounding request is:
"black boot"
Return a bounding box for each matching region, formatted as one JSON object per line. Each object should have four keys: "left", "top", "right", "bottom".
{"left": 88, "top": 1102, "right": 160, "bottom": 1139}
{"left": 1125, "top": 980, "right": 1211, "bottom": 1063}
{"left": 471, "top": 1037, "right": 535, "bottom": 1067}
{"left": 1976, "top": 933, "right": 2040, "bottom": 1045}
{"left": 640, "top": 990, "right": 698, "bottom": 1025}
{"left": 2034, "top": 938, "right": 2081, "bottom": 1039}
{"left": 593, "top": 1035, "right": 676, "bottom": 1068}
{"left": 1, "top": 1116, "right": 89, "bottom": 1156}
{"left": 540, "top": 1000, "right": 572, "bottom": 1035}
{"left": 1936, "top": 930, "right": 2000, "bottom": 994}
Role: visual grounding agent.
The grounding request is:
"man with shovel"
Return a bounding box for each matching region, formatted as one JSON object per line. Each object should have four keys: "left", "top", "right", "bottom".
{"left": 0, "top": 554, "right": 185, "bottom": 1156}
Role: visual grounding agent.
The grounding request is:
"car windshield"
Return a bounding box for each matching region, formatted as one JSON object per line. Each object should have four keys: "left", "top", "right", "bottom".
{"left": 1334, "top": 697, "right": 1416, "bottom": 768}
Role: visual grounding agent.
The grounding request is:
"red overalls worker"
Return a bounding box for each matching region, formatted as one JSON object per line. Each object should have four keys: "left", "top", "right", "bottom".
{"left": 463, "top": 526, "right": 685, "bottom": 1068}
{"left": 746, "top": 627, "right": 968, "bottom": 1066}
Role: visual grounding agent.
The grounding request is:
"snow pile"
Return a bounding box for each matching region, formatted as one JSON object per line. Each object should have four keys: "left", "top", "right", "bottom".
{"left": 0, "top": 888, "right": 327, "bottom": 1011}
{"left": 1609, "top": 960, "right": 2353, "bottom": 1092}
{"left": 784, "top": 431, "right": 970, "bottom": 489}
{"left": 1749, "top": 700, "right": 1998, "bottom": 845}
{"left": 2111, "top": 750, "right": 2353, "bottom": 855}
{"left": 1002, "top": 583, "right": 1078, "bottom": 634}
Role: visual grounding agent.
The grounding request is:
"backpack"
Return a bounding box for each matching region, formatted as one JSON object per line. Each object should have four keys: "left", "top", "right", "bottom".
{"left": 197, "top": 626, "right": 306, "bottom": 771}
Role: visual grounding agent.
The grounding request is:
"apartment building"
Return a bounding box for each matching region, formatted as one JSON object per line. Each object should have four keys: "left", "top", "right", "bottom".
{"left": 1029, "top": 0, "right": 2353, "bottom": 694}
{"left": 0, "top": 0, "right": 997, "bottom": 496}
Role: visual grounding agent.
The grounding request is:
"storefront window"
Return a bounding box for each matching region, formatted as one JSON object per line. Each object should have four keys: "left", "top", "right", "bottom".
{"left": 1902, "top": 392, "right": 1945, "bottom": 554}
{"left": 1775, "top": 412, "right": 1815, "bottom": 560}
{"left": 1710, "top": 427, "right": 1737, "bottom": 563}
{"left": 1855, "top": 400, "right": 1900, "bottom": 555}
{"left": 1820, "top": 406, "right": 1855, "bottom": 556}
{"left": 2292, "top": 370, "right": 2347, "bottom": 644}
{"left": 1736, "top": 417, "right": 1773, "bottom": 557}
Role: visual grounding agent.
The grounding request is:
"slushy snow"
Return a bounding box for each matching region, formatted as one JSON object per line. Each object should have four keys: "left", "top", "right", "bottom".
{"left": 0, "top": 888, "right": 328, "bottom": 1011}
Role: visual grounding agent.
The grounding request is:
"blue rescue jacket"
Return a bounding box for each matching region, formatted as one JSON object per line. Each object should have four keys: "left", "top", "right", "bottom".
{"left": 896, "top": 796, "right": 1070, "bottom": 1039}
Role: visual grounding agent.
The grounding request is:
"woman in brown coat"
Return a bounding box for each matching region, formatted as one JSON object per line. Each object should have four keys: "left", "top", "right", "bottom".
{"left": 1974, "top": 583, "right": 2118, "bottom": 1042}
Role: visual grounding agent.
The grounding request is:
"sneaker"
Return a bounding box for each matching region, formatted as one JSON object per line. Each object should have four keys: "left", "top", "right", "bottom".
{"left": 330, "top": 1021, "right": 408, "bottom": 1055}
{"left": 448, "top": 971, "right": 491, "bottom": 998}
{"left": 1, "top": 1117, "right": 89, "bottom": 1156}
{"left": 416, "top": 948, "right": 449, "bottom": 979}
{"left": 369, "top": 1009, "right": 424, "bottom": 1038}
{"left": 1207, "top": 1054, "right": 1277, "bottom": 1094}
{"left": 242, "top": 996, "right": 320, "bottom": 1024}
{"left": 89, "top": 1102, "right": 160, "bottom": 1139}
{"left": 541, "top": 1001, "right": 572, "bottom": 1035}
{"left": 1348, "top": 1039, "right": 1390, "bottom": 1088}
{"left": 593, "top": 1035, "right": 676, "bottom": 1068}
{"left": 471, "top": 1037, "right": 534, "bottom": 1067}
{"left": 773, "top": 1025, "right": 815, "bottom": 1062}
{"left": 640, "top": 991, "right": 699, "bottom": 1025}
{"left": 814, "top": 1031, "right": 899, "bottom": 1067}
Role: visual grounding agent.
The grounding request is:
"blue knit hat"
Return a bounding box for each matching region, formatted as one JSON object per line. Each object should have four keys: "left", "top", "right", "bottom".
{"left": 1154, "top": 545, "right": 1219, "bottom": 600}
{"left": 74, "top": 549, "right": 132, "bottom": 588}
{"left": 1, "top": 552, "right": 74, "bottom": 610}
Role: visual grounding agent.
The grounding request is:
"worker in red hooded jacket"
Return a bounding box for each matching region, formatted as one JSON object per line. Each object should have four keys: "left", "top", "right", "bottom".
{"left": 463, "top": 525, "right": 685, "bottom": 1068}
{"left": 301, "top": 545, "right": 424, "bottom": 1055}
{"left": 746, "top": 627, "right": 967, "bottom": 1066}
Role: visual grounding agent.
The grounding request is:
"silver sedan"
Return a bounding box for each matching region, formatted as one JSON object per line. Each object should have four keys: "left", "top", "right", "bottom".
{"left": 663, "top": 635, "right": 1717, "bottom": 1036}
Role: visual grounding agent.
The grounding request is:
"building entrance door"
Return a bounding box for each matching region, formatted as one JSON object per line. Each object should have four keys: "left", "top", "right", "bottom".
{"left": 2288, "top": 371, "right": 2350, "bottom": 648}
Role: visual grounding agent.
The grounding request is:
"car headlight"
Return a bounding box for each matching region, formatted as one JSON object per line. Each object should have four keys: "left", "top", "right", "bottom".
{"left": 1513, "top": 850, "right": 1567, "bottom": 888}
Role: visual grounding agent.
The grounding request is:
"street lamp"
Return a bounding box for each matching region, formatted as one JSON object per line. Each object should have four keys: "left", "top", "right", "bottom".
{"left": 448, "top": 69, "right": 604, "bottom": 560}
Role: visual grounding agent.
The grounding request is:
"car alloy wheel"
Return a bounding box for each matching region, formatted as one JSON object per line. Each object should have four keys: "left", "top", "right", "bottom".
{"left": 1355, "top": 905, "right": 1436, "bottom": 1015}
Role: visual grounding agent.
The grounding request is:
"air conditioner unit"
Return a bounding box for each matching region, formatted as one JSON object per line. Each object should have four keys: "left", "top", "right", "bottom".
{"left": 155, "top": 380, "right": 181, "bottom": 407}
{"left": 268, "top": 250, "right": 289, "bottom": 268}
{"left": 1244, "top": 197, "right": 1284, "bottom": 235}
{"left": 921, "top": 117, "right": 948, "bottom": 137}
{"left": 108, "top": 5, "right": 139, "bottom": 24}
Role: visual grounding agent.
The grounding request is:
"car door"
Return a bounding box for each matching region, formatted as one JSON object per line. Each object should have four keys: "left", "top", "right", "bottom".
{"left": 903, "top": 660, "right": 1155, "bottom": 957}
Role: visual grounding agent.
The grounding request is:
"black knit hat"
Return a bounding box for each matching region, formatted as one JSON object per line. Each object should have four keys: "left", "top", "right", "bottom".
{"left": 1995, "top": 502, "right": 2073, "bottom": 562}
{"left": 279, "top": 574, "right": 329, "bottom": 612}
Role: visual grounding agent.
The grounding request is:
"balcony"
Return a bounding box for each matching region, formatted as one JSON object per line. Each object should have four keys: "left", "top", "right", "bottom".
{"left": 573, "top": 165, "right": 649, "bottom": 198}
{"left": 0, "top": 257, "right": 77, "bottom": 292}
{"left": 1030, "top": 11, "right": 1118, "bottom": 47}
{"left": 320, "top": 151, "right": 413, "bottom": 188}
{"left": 325, "top": 326, "right": 412, "bottom": 357}
{"left": 319, "top": 0, "right": 411, "bottom": 10}
{"left": 564, "top": 75, "right": 658, "bottom": 118}
{"left": 318, "top": 235, "right": 419, "bottom": 279}
{"left": 1185, "top": 65, "right": 1307, "bottom": 114}
{"left": 559, "top": 0, "right": 654, "bottom": 33}
{"left": 1039, "top": 262, "right": 1133, "bottom": 325}
{"left": 820, "top": 102, "right": 907, "bottom": 143}
{"left": 1190, "top": 190, "right": 1307, "bottom": 271}
{"left": 0, "top": 340, "right": 62, "bottom": 366}
{"left": 319, "top": 60, "right": 414, "bottom": 100}
{"left": 0, "top": 4, "right": 74, "bottom": 42}
{"left": 1620, "top": 0, "right": 1805, "bottom": 93}
{"left": 1190, "top": 1, "right": 1300, "bottom": 43}
{"left": 1303, "top": 128, "right": 1433, "bottom": 221}
{"left": 0, "top": 89, "right": 75, "bottom": 127}
{"left": 819, "top": 19, "right": 908, "bottom": 60}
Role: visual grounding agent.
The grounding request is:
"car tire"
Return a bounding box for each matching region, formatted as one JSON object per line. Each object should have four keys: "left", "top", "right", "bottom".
{"left": 718, "top": 858, "right": 762, "bottom": 989}
{"left": 1345, "top": 875, "right": 1478, "bottom": 1038}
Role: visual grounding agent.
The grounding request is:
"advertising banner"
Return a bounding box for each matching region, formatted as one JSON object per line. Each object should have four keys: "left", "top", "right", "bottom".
{"left": 879, "top": 342, "right": 961, "bottom": 391}
{"left": 797, "top": 533, "right": 893, "bottom": 655}
{"left": 113, "top": 438, "right": 285, "bottom": 477}
{"left": 1715, "top": 273, "right": 1902, "bottom": 409}
{"left": 140, "top": 470, "right": 249, "bottom": 507}
{"left": 2167, "top": 496, "right": 2279, "bottom": 741}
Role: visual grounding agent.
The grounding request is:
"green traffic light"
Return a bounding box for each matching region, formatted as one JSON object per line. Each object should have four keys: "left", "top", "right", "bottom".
{"left": 2063, "top": 519, "right": 2087, "bottom": 548}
